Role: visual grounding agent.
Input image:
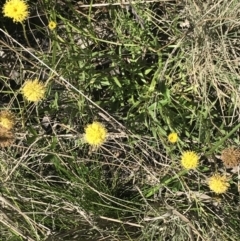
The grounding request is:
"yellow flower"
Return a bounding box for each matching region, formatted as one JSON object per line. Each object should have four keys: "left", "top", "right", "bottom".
{"left": 84, "top": 122, "right": 107, "bottom": 146}
{"left": 0, "top": 111, "right": 15, "bottom": 130}
{"left": 168, "top": 132, "right": 178, "bottom": 143}
{"left": 2, "top": 0, "right": 29, "bottom": 23}
{"left": 21, "top": 79, "right": 46, "bottom": 102}
{"left": 208, "top": 174, "right": 230, "bottom": 194}
{"left": 181, "top": 151, "right": 199, "bottom": 170}
{"left": 48, "top": 21, "right": 57, "bottom": 30}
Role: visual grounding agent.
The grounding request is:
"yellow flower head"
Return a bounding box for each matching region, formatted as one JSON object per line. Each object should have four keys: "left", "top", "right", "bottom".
{"left": 208, "top": 174, "right": 230, "bottom": 194}
{"left": 0, "top": 111, "right": 15, "bottom": 130}
{"left": 48, "top": 21, "right": 57, "bottom": 30}
{"left": 21, "top": 79, "right": 46, "bottom": 102}
{"left": 181, "top": 151, "right": 199, "bottom": 170}
{"left": 168, "top": 132, "right": 178, "bottom": 143}
{"left": 2, "top": 0, "right": 29, "bottom": 23}
{"left": 84, "top": 122, "right": 107, "bottom": 146}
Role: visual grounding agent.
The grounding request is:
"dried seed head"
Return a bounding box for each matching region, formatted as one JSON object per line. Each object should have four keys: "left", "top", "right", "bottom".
{"left": 0, "top": 110, "right": 15, "bottom": 130}
{"left": 221, "top": 147, "right": 240, "bottom": 168}
{"left": 0, "top": 126, "right": 15, "bottom": 147}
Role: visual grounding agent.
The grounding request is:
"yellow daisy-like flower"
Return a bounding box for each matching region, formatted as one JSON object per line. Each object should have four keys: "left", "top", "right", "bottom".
{"left": 2, "top": 0, "right": 29, "bottom": 23}
{"left": 48, "top": 21, "right": 57, "bottom": 30}
{"left": 84, "top": 122, "right": 107, "bottom": 146}
{"left": 0, "top": 111, "right": 15, "bottom": 130}
{"left": 181, "top": 151, "right": 199, "bottom": 170}
{"left": 21, "top": 79, "right": 46, "bottom": 102}
{"left": 168, "top": 132, "right": 178, "bottom": 143}
{"left": 208, "top": 174, "right": 230, "bottom": 194}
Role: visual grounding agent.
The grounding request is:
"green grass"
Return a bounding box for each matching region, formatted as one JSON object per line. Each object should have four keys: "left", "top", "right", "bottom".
{"left": 1, "top": 0, "right": 240, "bottom": 240}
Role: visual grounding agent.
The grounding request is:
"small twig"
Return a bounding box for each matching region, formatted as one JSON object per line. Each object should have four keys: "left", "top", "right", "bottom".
{"left": 99, "top": 215, "right": 143, "bottom": 228}
{"left": 77, "top": 0, "right": 166, "bottom": 8}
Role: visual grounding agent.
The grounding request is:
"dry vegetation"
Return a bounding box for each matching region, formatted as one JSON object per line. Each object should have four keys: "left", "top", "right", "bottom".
{"left": 1, "top": 0, "right": 240, "bottom": 240}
